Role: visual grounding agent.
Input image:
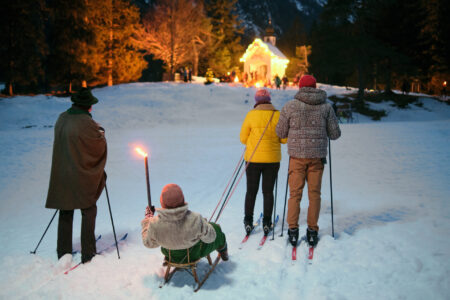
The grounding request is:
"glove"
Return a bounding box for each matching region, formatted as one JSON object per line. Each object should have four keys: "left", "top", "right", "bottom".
{"left": 145, "top": 205, "right": 155, "bottom": 218}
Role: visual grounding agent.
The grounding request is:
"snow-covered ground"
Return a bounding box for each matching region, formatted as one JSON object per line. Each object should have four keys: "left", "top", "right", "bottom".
{"left": 0, "top": 82, "right": 449, "bottom": 299}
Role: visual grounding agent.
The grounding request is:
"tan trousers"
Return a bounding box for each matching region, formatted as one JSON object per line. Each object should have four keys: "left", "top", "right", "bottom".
{"left": 287, "top": 157, "right": 324, "bottom": 232}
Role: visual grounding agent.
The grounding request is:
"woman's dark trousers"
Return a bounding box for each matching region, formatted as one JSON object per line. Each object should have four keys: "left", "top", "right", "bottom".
{"left": 244, "top": 162, "right": 280, "bottom": 222}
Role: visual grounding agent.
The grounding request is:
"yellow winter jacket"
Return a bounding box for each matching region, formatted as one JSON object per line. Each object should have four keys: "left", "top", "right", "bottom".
{"left": 240, "top": 103, "right": 287, "bottom": 163}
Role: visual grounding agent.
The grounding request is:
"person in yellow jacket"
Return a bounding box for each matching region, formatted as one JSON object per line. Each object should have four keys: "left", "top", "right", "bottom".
{"left": 240, "top": 89, "right": 287, "bottom": 236}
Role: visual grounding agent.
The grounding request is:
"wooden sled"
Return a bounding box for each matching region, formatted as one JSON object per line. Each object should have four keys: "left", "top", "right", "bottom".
{"left": 159, "top": 248, "right": 221, "bottom": 292}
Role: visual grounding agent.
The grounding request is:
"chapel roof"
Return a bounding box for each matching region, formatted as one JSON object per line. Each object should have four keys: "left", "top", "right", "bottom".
{"left": 240, "top": 38, "right": 288, "bottom": 62}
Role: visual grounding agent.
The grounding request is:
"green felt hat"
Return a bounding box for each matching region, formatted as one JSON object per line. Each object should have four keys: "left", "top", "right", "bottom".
{"left": 71, "top": 88, "right": 99, "bottom": 106}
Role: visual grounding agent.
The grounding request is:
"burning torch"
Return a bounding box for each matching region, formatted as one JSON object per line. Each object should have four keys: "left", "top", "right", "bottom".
{"left": 136, "top": 147, "right": 154, "bottom": 213}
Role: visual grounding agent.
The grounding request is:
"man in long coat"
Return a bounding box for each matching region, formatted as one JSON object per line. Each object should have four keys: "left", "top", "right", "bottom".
{"left": 46, "top": 88, "right": 107, "bottom": 263}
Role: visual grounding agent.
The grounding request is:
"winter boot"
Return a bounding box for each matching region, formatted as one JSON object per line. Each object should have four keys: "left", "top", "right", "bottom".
{"left": 244, "top": 216, "right": 254, "bottom": 236}
{"left": 288, "top": 227, "right": 299, "bottom": 247}
{"left": 306, "top": 227, "right": 319, "bottom": 247}
{"left": 81, "top": 253, "right": 95, "bottom": 264}
{"left": 217, "top": 243, "right": 229, "bottom": 261}
{"left": 262, "top": 216, "right": 272, "bottom": 236}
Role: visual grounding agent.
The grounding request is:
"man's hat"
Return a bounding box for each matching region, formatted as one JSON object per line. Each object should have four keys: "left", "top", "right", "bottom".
{"left": 71, "top": 88, "right": 99, "bottom": 106}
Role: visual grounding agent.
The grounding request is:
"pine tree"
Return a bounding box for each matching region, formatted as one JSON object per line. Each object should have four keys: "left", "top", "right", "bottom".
{"left": 420, "top": 0, "right": 450, "bottom": 93}
{"left": 85, "top": 0, "right": 147, "bottom": 86}
{"left": 204, "top": 0, "right": 244, "bottom": 77}
{"left": 0, "top": 0, "right": 48, "bottom": 95}
{"left": 47, "top": 0, "right": 94, "bottom": 93}
{"left": 309, "top": 0, "right": 357, "bottom": 86}
{"left": 363, "top": 0, "right": 421, "bottom": 93}
{"left": 277, "top": 16, "right": 308, "bottom": 58}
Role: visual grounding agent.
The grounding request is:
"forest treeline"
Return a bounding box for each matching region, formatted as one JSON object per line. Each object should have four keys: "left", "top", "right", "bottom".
{"left": 0, "top": 0, "right": 448, "bottom": 97}
{"left": 308, "top": 0, "right": 449, "bottom": 98}
{"left": 0, "top": 0, "right": 243, "bottom": 95}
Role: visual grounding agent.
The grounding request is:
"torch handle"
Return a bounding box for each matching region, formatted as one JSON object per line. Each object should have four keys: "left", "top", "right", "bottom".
{"left": 144, "top": 157, "right": 153, "bottom": 211}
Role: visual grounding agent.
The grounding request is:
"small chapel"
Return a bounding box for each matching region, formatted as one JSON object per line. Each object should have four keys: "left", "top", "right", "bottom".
{"left": 240, "top": 20, "right": 289, "bottom": 87}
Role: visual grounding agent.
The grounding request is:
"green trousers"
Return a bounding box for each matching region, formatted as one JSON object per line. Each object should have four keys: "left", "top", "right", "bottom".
{"left": 161, "top": 223, "right": 226, "bottom": 264}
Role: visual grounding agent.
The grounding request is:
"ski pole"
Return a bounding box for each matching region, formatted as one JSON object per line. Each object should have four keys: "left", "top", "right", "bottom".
{"left": 271, "top": 175, "right": 278, "bottom": 240}
{"left": 279, "top": 159, "right": 290, "bottom": 237}
{"left": 212, "top": 159, "right": 244, "bottom": 222}
{"left": 105, "top": 183, "right": 120, "bottom": 259}
{"left": 214, "top": 111, "right": 276, "bottom": 223}
{"left": 30, "top": 209, "right": 58, "bottom": 254}
{"left": 329, "top": 139, "right": 335, "bottom": 238}
{"left": 209, "top": 150, "right": 245, "bottom": 222}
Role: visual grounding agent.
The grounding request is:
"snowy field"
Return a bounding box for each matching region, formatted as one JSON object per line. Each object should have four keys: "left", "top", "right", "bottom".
{"left": 0, "top": 82, "right": 449, "bottom": 299}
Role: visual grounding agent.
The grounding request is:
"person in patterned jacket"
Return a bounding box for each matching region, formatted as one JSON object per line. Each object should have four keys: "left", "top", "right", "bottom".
{"left": 276, "top": 75, "right": 341, "bottom": 248}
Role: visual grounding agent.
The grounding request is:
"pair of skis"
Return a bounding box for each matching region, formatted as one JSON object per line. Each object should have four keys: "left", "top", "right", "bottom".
{"left": 238, "top": 213, "right": 263, "bottom": 249}
{"left": 257, "top": 215, "right": 279, "bottom": 250}
{"left": 291, "top": 237, "right": 315, "bottom": 263}
{"left": 64, "top": 233, "right": 128, "bottom": 275}
{"left": 239, "top": 213, "right": 280, "bottom": 250}
{"left": 71, "top": 235, "right": 102, "bottom": 255}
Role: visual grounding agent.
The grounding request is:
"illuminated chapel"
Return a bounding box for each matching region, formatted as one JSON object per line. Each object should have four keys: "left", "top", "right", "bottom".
{"left": 240, "top": 20, "right": 289, "bottom": 86}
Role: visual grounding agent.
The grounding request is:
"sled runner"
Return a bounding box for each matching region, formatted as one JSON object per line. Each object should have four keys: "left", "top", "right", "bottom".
{"left": 159, "top": 248, "right": 221, "bottom": 292}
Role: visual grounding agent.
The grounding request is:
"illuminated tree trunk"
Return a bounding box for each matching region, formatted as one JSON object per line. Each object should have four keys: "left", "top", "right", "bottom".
{"left": 304, "top": 46, "right": 309, "bottom": 69}
{"left": 192, "top": 40, "right": 199, "bottom": 76}
{"left": 107, "top": 0, "right": 113, "bottom": 86}
{"left": 108, "top": 28, "right": 113, "bottom": 86}
{"left": 169, "top": 1, "right": 175, "bottom": 80}
{"left": 8, "top": 83, "right": 13, "bottom": 96}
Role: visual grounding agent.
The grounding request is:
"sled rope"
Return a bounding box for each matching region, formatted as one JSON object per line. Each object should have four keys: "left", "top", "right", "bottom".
{"left": 213, "top": 111, "right": 276, "bottom": 223}
{"left": 208, "top": 149, "right": 245, "bottom": 222}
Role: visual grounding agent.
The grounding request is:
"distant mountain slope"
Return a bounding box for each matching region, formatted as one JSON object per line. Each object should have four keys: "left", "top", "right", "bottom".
{"left": 237, "top": 0, "right": 324, "bottom": 44}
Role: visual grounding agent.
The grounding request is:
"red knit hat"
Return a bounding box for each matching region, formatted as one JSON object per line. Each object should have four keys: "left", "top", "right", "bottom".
{"left": 160, "top": 184, "right": 186, "bottom": 209}
{"left": 299, "top": 75, "right": 317, "bottom": 88}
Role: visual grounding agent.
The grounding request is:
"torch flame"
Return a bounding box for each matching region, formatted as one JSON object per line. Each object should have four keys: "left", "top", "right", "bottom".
{"left": 234, "top": 76, "right": 239, "bottom": 83}
{"left": 135, "top": 147, "right": 148, "bottom": 158}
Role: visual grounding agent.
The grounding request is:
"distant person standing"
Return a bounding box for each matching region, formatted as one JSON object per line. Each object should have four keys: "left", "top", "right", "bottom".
{"left": 276, "top": 75, "right": 341, "bottom": 248}
{"left": 442, "top": 81, "right": 447, "bottom": 100}
{"left": 274, "top": 75, "right": 281, "bottom": 89}
{"left": 183, "top": 67, "right": 188, "bottom": 82}
{"left": 401, "top": 79, "right": 410, "bottom": 95}
{"left": 46, "top": 88, "right": 107, "bottom": 263}
{"left": 282, "top": 75, "right": 288, "bottom": 90}
{"left": 188, "top": 68, "right": 192, "bottom": 82}
{"left": 240, "top": 89, "right": 287, "bottom": 236}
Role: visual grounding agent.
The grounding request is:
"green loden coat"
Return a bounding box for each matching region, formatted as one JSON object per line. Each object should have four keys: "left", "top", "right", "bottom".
{"left": 46, "top": 107, "right": 107, "bottom": 210}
